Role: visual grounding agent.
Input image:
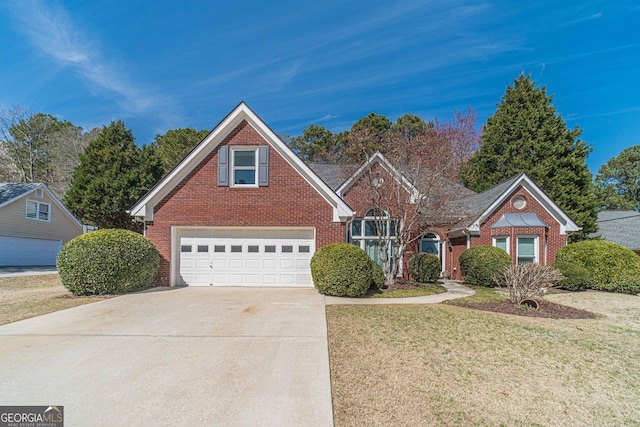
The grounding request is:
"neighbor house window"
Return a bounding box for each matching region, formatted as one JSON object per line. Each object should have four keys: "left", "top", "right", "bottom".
{"left": 26, "top": 200, "right": 50, "bottom": 222}
{"left": 516, "top": 236, "right": 538, "bottom": 264}
{"left": 350, "top": 208, "right": 398, "bottom": 271}
{"left": 493, "top": 236, "right": 510, "bottom": 254}
{"left": 232, "top": 148, "right": 256, "bottom": 186}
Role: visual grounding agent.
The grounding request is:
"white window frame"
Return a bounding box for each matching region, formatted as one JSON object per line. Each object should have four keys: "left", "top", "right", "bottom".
{"left": 492, "top": 236, "right": 510, "bottom": 254}
{"left": 26, "top": 199, "right": 51, "bottom": 222}
{"left": 349, "top": 208, "right": 400, "bottom": 275}
{"left": 516, "top": 235, "right": 538, "bottom": 264}
{"left": 230, "top": 147, "right": 258, "bottom": 187}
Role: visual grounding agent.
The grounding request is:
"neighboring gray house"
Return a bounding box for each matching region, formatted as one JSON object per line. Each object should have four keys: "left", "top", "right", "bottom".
{"left": 594, "top": 210, "right": 640, "bottom": 255}
{"left": 0, "top": 183, "right": 83, "bottom": 266}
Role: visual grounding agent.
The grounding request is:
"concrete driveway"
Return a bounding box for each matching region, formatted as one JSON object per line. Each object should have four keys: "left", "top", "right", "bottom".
{"left": 0, "top": 287, "right": 333, "bottom": 426}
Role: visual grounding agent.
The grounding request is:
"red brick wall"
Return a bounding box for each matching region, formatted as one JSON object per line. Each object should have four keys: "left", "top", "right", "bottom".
{"left": 451, "top": 187, "right": 569, "bottom": 281}
{"left": 470, "top": 188, "right": 567, "bottom": 265}
{"left": 145, "top": 120, "right": 345, "bottom": 285}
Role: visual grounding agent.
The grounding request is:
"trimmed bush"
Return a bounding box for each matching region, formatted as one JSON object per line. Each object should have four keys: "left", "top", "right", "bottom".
{"left": 311, "top": 243, "right": 373, "bottom": 297}
{"left": 459, "top": 246, "right": 512, "bottom": 287}
{"left": 553, "top": 261, "right": 592, "bottom": 291}
{"left": 57, "top": 229, "right": 160, "bottom": 296}
{"left": 370, "top": 261, "right": 385, "bottom": 290}
{"left": 556, "top": 240, "right": 640, "bottom": 294}
{"left": 409, "top": 253, "right": 441, "bottom": 283}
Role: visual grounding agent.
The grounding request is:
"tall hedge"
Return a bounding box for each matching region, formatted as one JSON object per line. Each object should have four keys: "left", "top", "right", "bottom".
{"left": 459, "top": 246, "right": 512, "bottom": 287}
{"left": 310, "top": 243, "right": 373, "bottom": 297}
{"left": 57, "top": 229, "right": 160, "bottom": 295}
{"left": 556, "top": 240, "right": 640, "bottom": 294}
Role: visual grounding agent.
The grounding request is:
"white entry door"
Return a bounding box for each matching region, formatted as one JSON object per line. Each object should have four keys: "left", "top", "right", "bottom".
{"left": 177, "top": 228, "right": 315, "bottom": 287}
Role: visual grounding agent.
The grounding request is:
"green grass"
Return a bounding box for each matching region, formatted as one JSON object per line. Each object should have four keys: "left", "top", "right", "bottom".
{"left": 327, "top": 291, "right": 640, "bottom": 426}
{"left": 367, "top": 282, "right": 447, "bottom": 298}
{"left": 446, "top": 285, "right": 507, "bottom": 303}
{"left": 0, "top": 274, "right": 107, "bottom": 325}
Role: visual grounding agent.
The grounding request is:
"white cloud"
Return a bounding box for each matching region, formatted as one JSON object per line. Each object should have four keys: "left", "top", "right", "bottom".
{"left": 4, "top": 0, "right": 177, "bottom": 121}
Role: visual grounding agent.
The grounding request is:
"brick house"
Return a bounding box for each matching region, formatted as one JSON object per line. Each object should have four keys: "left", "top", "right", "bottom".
{"left": 130, "top": 103, "right": 580, "bottom": 286}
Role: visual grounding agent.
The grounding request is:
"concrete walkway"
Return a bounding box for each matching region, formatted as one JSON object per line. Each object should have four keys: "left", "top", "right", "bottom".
{"left": 324, "top": 279, "right": 474, "bottom": 305}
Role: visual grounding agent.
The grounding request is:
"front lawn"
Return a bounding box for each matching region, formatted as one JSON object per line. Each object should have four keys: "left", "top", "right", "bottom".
{"left": 367, "top": 282, "right": 447, "bottom": 298}
{"left": 326, "top": 291, "right": 640, "bottom": 426}
{"left": 0, "top": 274, "right": 107, "bottom": 325}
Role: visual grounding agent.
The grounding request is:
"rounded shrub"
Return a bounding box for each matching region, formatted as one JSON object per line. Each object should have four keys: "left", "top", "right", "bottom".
{"left": 370, "top": 261, "right": 385, "bottom": 290}
{"left": 556, "top": 240, "right": 640, "bottom": 294}
{"left": 459, "top": 246, "right": 512, "bottom": 287}
{"left": 409, "top": 253, "right": 441, "bottom": 283}
{"left": 57, "top": 229, "right": 160, "bottom": 296}
{"left": 310, "top": 243, "right": 373, "bottom": 297}
{"left": 552, "top": 261, "right": 592, "bottom": 291}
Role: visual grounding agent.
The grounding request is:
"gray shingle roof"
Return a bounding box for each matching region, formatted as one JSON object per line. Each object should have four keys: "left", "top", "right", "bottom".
{"left": 0, "top": 183, "right": 40, "bottom": 206}
{"left": 309, "top": 163, "right": 358, "bottom": 191}
{"left": 594, "top": 210, "right": 640, "bottom": 250}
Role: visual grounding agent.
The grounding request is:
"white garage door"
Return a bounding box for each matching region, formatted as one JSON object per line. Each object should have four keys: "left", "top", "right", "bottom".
{"left": 177, "top": 228, "right": 315, "bottom": 287}
{"left": 0, "top": 236, "right": 62, "bottom": 266}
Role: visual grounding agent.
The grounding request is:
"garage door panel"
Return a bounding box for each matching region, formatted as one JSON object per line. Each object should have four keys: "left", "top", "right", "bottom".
{"left": 0, "top": 236, "right": 61, "bottom": 266}
{"left": 178, "top": 229, "right": 314, "bottom": 287}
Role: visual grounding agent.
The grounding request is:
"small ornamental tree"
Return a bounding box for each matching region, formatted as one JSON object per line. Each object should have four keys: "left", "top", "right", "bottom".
{"left": 498, "top": 264, "right": 564, "bottom": 306}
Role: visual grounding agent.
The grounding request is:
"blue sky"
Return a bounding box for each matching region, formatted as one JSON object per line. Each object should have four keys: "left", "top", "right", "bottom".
{"left": 0, "top": 1, "right": 638, "bottom": 173}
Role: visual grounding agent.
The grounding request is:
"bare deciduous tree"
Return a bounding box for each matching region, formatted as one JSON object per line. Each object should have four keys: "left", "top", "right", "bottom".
{"left": 344, "top": 109, "right": 480, "bottom": 284}
{"left": 500, "top": 263, "right": 564, "bottom": 306}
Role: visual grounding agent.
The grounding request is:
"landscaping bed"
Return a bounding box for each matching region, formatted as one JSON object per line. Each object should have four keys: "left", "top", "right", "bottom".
{"left": 452, "top": 299, "right": 599, "bottom": 319}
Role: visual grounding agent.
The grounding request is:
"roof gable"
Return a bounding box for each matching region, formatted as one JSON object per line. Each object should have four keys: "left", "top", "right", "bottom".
{"left": 452, "top": 173, "right": 580, "bottom": 235}
{"left": 0, "top": 182, "right": 83, "bottom": 230}
{"left": 129, "top": 102, "right": 354, "bottom": 222}
{"left": 335, "top": 152, "right": 419, "bottom": 201}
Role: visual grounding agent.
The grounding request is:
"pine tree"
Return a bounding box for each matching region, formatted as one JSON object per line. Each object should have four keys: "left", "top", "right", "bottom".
{"left": 64, "top": 121, "right": 161, "bottom": 230}
{"left": 461, "top": 74, "right": 597, "bottom": 240}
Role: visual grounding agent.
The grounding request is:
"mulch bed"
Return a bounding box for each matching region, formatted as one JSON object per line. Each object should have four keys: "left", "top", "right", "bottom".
{"left": 452, "top": 300, "right": 599, "bottom": 319}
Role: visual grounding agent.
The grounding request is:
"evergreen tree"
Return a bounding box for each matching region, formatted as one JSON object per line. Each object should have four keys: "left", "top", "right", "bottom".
{"left": 154, "top": 127, "right": 209, "bottom": 172}
{"left": 461, "top": 74, "right": 597, "bottom": 240}
{"left": 64, "top": 121, "right": 162, "bottom": 230}
{"left": 594, "top": 145, "right": 640, "bottom": 211}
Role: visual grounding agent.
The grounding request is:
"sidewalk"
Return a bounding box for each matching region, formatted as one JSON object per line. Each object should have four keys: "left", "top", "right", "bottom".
{"left": 324, "top": 279, "right": 474, "bottom": 305}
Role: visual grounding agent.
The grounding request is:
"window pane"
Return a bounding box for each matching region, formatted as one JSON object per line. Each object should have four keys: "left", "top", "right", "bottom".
{"left": 495, "top": 238, "right": 507, "bottom": 252}
{"left": 365, "top": 240, "right": 384, "bottom": 267}
{"left": 26, "top": 201, "right": 37, "bottom": 218}
{"left": 299, "top": 245, "right": 310, "bottom": 253}
{"left": 214, "top": 245, "right": 225, "bottom": 252}
{"left": 197, "top": 245, "right": 208, "bottom": 253}
{"left": 234, "top": 151, "right": 255, "bottom": 166}
{"left": 518, "top": 237, "right": 535, "bottom": 256}
{"left": 365, "top": 220, "right": 378, "bottom": 236}
{"left": 181, "top": 245, "right": 192, "bottom": 253}
{"left": 265, "top": 245, "right": 276, "bottom": 253}
{"left": 248, "top": 245, "right": 259, "bottom": 253}
{"left": 234, "top": 169, "right": 256, "bottom": 185}
{"left": 282, "top": 245, "right": 293, "bottom": 253}
{"left": 231, "top": 245, "right": 242, "bottom": 253}
{"left": 421, "top": 241, "right": 438, "bottom": 255}
{"left": 351, "top": 221, "right": 362, "bottom": 237}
